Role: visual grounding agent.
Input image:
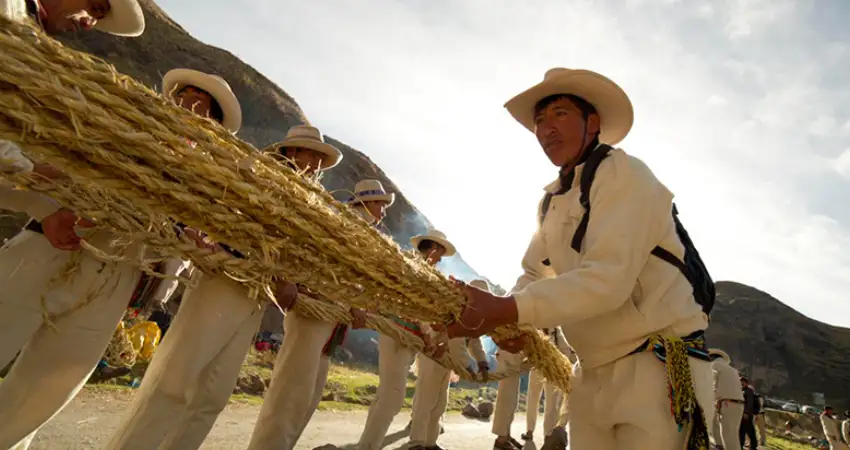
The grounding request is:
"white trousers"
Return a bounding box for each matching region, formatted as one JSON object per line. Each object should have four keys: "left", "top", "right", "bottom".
{"left": 712, "top": 400, "right": 743, "bottom": 450}
{"left": 104, "top": 273, "right": 263, "bottom": 450}
{"left": 358, "top": 334, "right": 416, "bottom": 450}
{"left": 526, "top": 368, "right": 563, "bottom": 436}
{"left": 492, "top": 351, "right": 525, "bottom": 437}
{"left": 0, "top": 231, "right": 140, "bottom": 450}
{"left": 569, "top": 352, "right": 714, "bottom": 450}
{"left": 409, "top": 354, "right": 452, "bottom": 447}
{"left": 246, "top": 311, "right": 336, "bottom": 450}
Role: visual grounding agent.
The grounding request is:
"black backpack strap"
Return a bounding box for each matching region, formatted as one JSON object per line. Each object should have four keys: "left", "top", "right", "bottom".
{"left": 570, "top": 144, "right": 613, "bottom": 253}
{"left": 539, "top": 192, "right": 554, "bottom": 227}
{"left": 650, "top": 246, "right": 688, "bottom": 277}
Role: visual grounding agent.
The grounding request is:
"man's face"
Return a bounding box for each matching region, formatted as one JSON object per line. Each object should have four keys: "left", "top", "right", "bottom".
{"left": 740, "top": 379, "right": 747, "bottom": 389}
{"left": 174, "top": 86, "right": 216, "bottom": 121}
{"left": 41, "top": 0, "right": 110, "bottom": 34}
{"left": 534, "top": 97, "right": 600, "bottom": 167}
{"left": 361, "top": 200, "right": 389, "bottom": 224}
{"left": 282, "top": 147, "right": 326, "bottom": 175}
{"left": 419, "top": 241, "right": 447, "bottom": 266}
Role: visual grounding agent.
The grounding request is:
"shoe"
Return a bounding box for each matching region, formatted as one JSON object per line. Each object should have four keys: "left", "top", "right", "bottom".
{"left": 541, "top": 427, "right": 568, "bottom": 450}
{"left": 521, "top": 431, "right": 533, "bottom": 440}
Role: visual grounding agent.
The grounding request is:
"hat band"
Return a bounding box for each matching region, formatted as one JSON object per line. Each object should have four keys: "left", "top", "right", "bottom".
{"left": 355, "top": 189, "right": 387, "bottom": 197}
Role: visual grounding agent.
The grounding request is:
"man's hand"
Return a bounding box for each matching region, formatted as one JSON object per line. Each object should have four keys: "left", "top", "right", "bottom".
{"left": 41, "top": 208, "right": 94, "bottom": 251}
{"left": 182, "top": 227, "right": 223, "bottom": 252}
{"left": 493, "top": 336, "right": 528, "bottom": 354}
{"left": 274, "top": 279, "right": 298, "bottom": 310}
{"left": 477, "top": 360, "right": 490, "bottom": 382}
{"left": 32, "top": 163, "right": 69, "bottom": 181}
{"left": 350, "top": 308, "right": 368, "bottom": 329}
{"left": 444, "top": 279, "right": 519, "bottom": 339}
{"left": 422, "top": 332, "right": 448, "bottom": 359}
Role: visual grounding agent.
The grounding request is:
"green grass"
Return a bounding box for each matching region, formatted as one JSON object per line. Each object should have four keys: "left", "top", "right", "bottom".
{"left": 766, "top": 435, "right": 817, "bottom": 450}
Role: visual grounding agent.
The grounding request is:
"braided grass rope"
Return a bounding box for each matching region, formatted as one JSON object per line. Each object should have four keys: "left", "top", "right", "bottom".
{"left": 0, "top": 17, "right": 571, "bottom": 393}
{"left": 294, "top": 294, "right": 531, "bottom": 383}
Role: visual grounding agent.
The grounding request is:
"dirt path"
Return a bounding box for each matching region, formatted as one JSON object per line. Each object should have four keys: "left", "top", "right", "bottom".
{"left": 29, "top": 388, "right": 542, "bottom": 450}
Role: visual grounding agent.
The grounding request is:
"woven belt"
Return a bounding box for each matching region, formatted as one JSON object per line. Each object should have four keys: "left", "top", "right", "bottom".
{"left": 630, "top": 330, "right": 710, "bottom": 450}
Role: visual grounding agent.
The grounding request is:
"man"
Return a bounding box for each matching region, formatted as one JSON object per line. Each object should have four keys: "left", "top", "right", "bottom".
{"left": 0, "top": 1, "right": 144, "bottom": 449}
{"left": 494, "top": 326, "right": 574, "bottom": 450}
{"left": 739, "top": 377, "right": 758, "bottom": 450}
{"left": 709, "top": 349, "right": 743, "bottom": 450}
{"left": 821, "top": 406, "right": 850, "bottom": 450}
{"left": 753, "top": 390, "right": 766, "bottom": 447}
{"left": 357, "top": 227, "right": 456, "bottom": 450}
{"left": 254, "top": 178, "right": 393, "bottom": 450}
{"left": 104, "top": 78, "right": 333, "bottom": 450}
{"left": 407, "top": 278, "right": 491, "bottom": 450}
{"left": 444, "top": 68, "right": 715, "bottom": 450}
{"left": 242, "top": 140, "right": 354, "bottom": 450}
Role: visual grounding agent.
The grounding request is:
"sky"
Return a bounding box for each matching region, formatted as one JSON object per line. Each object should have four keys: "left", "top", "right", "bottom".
{"left": 157, "top": 0, "right": 850, "bottom": 327}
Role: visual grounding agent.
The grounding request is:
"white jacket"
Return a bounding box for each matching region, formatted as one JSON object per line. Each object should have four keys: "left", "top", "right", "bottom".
{"left": 511, "top": 148, "right": 707, "bottom": 369}
{"left": 711, "top": 359, "right": 744, "bottom": 401}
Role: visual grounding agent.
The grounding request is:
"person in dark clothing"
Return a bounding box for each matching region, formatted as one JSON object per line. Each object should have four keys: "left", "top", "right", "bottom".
{"left": 739, "top": 376, "right": 758, "bottom": 450}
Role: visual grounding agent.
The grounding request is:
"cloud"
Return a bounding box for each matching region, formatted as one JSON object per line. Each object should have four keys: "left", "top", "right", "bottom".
{"left": 835, "top": 150, "right": 850, "bottom": 179}
{"left": 159, "top": 0, "right": 850, "bottom": 326}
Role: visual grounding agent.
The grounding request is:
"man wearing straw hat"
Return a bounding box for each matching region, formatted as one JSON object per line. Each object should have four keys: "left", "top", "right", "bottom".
{"left": 406, "top": 277, "right": 491, "bottom": 450}
{"left": 230, "top": 126, "right": 346, "bottom": 450}
{"left": 444, "top": 67, "right": 715, "bottom": 450}
{"left": 709, "top": 348, "right": 743, "bottom": 450}
{"left": 356, "top": 226, "right": 457, "bottom": 450}
{"left": 248, "top": 179, "right": 400, "bottom": 450}
{"left": 103, "top": 81, "right": 341, "bottom": 450}
{"left": 0, "top": 2, "right": 144, "bottom": 449}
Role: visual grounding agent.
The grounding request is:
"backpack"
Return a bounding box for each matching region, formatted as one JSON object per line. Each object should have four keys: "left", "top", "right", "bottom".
{"left": 539, "top": 144, "right": 716, "bottom": 316}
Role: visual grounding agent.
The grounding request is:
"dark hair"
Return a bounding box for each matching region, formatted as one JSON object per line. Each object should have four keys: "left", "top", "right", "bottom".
{"left": 417, "top": 239, "right": 436, "bottom": 253}
{"left": 534, "top": 93, "right": 598, "bottom": 120}
{"left": 177, "top": 86, "right": 224, "bottom": 124}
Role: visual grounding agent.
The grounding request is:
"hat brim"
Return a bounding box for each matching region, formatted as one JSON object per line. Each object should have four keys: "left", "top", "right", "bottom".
{"left": 410, "top": 235, "right": 456, "bottom": 257}
{"left": 95, "top": 0, "right": 145, "bottom": 37}
{"left": 277, "top": 139, "right": 343, "bottom": 169}
{"left": 350, "top": 193, "right": 395, "bottom": 207}
{"left": 709, "top": 348, "right": 732, "bottom": 364}
{"left": 504, "top": 70, "right": 634, "bottom": 145}
{"left": 162, "top": 69, "right": 243, "bottom": 133}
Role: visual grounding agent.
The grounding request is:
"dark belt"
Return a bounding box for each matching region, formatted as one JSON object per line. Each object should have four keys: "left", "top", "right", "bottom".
{"left": 24, "top": 220, "right": 44, "bottom": 235}
{"left": 627, "top": 330, "right": 710, "bottom": 361}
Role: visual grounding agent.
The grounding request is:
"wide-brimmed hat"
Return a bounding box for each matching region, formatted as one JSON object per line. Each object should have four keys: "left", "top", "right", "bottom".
{"left": 348, "top": 179, "right": 395, "bottom": 206}
{"left": 162, "top": 68, "right": 242, "bottom": 133}
{"left": 504, "top": 68, "right": 634, "bottom": 145}
{"left": 273, "top": 125, "right": 343, "bottom": 169}
{"left": 94, "top": 0, "right": 145, "bottom": 37}
{"left": 708, "top": 348, "right": 732, "bottom": 364}
{"left": 469, "top": 279, "right": 490, "bottom": 292}
{"left": 410, "top": 228, "right": 456, "bottom": 257}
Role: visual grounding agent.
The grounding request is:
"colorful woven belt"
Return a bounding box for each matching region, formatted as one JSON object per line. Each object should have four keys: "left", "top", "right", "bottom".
{"left": 630, "top": 331, "right": 710, "bottom": 450}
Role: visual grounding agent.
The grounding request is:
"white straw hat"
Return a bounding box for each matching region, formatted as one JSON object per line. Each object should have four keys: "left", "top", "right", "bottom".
{"left": 708, "top": 348, "right": 732, "bottom": 364}
{"left": 162, "top": 68, "right": 242, "bottom": 133}
{"left": 348, "top": 179, "right": 395, "bottom": 206}
{"left": 410, "top": 228, "right": 456, "bottom": 257}
{"left": 273, "top": 125, "right": 343, "bottom": 169}
{"left": 95, "top": 0, "right": 145, "bottom": 37}
{"left": 505, "top": 68, "right": 634, "bottom": 145}
{"left": 469, "top": 279, "right": 490, "bottom": 292}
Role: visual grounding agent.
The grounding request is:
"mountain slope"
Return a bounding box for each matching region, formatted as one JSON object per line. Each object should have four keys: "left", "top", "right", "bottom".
{"left": 707, "top": 281, "right": 850, "bottom": 409}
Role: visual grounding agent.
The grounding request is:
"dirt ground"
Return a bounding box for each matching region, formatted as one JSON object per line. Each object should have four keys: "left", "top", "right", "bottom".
{"left": 28, "top": 388, "right": 544, "bottom": 450}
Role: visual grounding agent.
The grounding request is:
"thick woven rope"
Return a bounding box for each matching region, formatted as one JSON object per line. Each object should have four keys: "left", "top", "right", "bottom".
{"left": 0, "top": 16, "right": 571, "bottom": 392}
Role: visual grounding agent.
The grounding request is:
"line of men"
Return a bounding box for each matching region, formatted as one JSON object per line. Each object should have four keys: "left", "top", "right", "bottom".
{"left": 0, "top": 2, "right": 495, "bottom": 449}
{"left": 0, "top": 1, "right": 729, "bottom": 450}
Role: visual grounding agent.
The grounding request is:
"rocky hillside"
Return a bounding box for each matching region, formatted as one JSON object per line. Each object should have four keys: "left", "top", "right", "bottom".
{"left": 706, "top": 281, "right": 850, "bottom": 410}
